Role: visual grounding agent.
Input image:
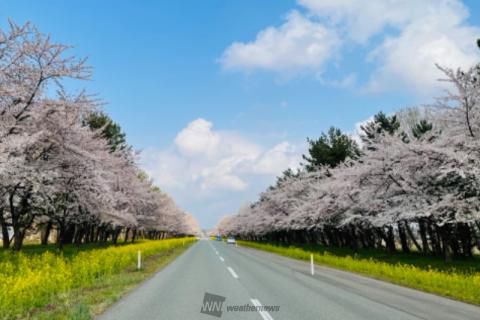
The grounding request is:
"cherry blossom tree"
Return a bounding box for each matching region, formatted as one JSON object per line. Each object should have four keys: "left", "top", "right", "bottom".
{"left": 223, "top": 54, "right": 480, "bottom": 259}
{"left": 0, "top": 21, "right": 197, "bottom": 250}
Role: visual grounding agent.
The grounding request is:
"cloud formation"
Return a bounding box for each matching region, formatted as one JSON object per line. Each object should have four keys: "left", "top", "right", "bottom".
{"left": 221, "top": 0, "right": 480, "bottom": 93}
{"left": 220, "top": 11, "right": 340, "bottom": 73}
{"left": 140, "top": 118, "right": 302, "bottom": 227}
{"left": 141, "top": 118, "right": 301, "bottom": 194}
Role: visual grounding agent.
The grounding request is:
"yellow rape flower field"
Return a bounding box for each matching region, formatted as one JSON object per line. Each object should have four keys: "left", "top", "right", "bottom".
{"left": 238, "top": 241, "right": 480, "bottom": 306}
{"left": 0, "top": 238, "right": 196, "bottom": 319}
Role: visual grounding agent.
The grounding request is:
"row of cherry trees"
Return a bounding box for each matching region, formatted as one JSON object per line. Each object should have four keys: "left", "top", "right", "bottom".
{"left": 219, "top": 44, "right": 480, "bottom": 259}
{"left": 0, "top": 21, "right": 199, "bottom": 250}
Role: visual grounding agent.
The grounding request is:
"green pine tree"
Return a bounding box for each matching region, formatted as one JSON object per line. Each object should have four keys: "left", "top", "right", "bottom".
{"left": 302, "top": 127, "right": 360, "bottom": 171}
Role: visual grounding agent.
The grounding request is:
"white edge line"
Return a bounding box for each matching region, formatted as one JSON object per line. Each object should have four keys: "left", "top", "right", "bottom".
{"left": 219, "top": 257, "right": 225, "bottom": 262}
{"left": 250, "top": 299, "right": 274, "bottom": 320}
{"left": 227, "top": 266, "right": 239, "bottom": 279}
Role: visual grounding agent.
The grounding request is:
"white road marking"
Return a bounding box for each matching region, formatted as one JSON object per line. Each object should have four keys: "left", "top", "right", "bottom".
{"left": 250, "top": 299, "right": 274, "bottom": 320}
{"left": 219, "top": 256, "right": 225, "bottom": 262}
{"left": 208, "top": 242, "right": 221, "bottom": 257}
{"left": 227, "top": 267, "right": 239, "bottom": 279}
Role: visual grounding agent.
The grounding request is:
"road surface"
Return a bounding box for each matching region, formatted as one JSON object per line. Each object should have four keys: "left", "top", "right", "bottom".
{"left": 98, "top": 239, "right": 480, "bottom": 320}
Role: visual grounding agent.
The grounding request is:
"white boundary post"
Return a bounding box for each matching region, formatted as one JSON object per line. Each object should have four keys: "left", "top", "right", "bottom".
{"left": 137, "top": 250, "right": 142, "bottom": 270}
{"left": 310, "top": 254, "right": 314, "bottom": 276}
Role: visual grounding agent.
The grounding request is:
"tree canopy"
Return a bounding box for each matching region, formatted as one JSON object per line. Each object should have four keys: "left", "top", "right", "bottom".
{"left": 302, "top": 127, "right": 360, "bottom": 171}
{"left": 0, "top": 21, "right": 200, "bottom": 250}
{"left": 86, "top": 111, "right": 127, "bottom": 152}
{"left": 218, "top": 39, "right": 480, "bottom": 259}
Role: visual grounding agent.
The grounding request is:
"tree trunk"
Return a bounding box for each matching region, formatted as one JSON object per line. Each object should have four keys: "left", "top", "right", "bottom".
{"left": 349, "top": 225, "right": 358, "bottom": 251}
{"left": 63, "top": 224, "right": 75, "bottom": 245}
{"left": 405, "top": 222, "right": 422, "bottom": 253}
{"left": 457, "top": 223, "right": 472, "bottom": 258}
{"left": 430, "top": 224, "right": 442, "bottom": 256}
{"left": 112, "top": 228, "right": 121, "bottom": 244}
{"left": 398, "top": 221, "right": 410, "bottom": 253}
{"left": 10, "top": 193, "right": 23, "bottom": 251}
{"left": 13, "top": 226, "right": 25, "bottom": 251}
{"left": 57, "top": 223, "right": 65, "bottom": 250}
{"left": 472, "top": 221, "right": 480, "bottom": 252}
{"left": 438, "top": 226, "right": 452, "bottom": 261}
{"left": 131, "top": 229, "right": 137, "bottom": 243}
{"left": 11, "top": 215, "right": 29, "bottom": 251}
{"left": 418, "top": 219, "right": 430, "bottom": 254}
{"left": 383, "top": 226, "right": 396, "bottom": 253}
{"left": 41, "top": 222, "right": 52, "bottom": 245}
{"left": 0, "top": 209, "right": 10, "bottom": 249}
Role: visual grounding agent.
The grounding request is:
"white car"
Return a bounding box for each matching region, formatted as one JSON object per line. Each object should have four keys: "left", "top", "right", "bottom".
{"left": 226, "top": 237, "right": 236, "bottom": 244}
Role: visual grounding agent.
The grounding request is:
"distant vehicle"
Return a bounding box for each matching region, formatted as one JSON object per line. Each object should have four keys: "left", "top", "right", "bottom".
{"left": 216, "top": 235, "right": 222, "bottom": 241}
{"left": 226, "top": 237, "right": 236, "bottom": 244}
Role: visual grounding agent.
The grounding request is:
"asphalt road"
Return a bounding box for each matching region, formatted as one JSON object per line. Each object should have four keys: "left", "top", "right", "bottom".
{"left": 98, "top": 239, "right": 480, "bottom": 320}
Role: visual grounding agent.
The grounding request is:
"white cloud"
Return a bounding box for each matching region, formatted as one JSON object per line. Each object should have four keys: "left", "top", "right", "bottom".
{"left": 365, "top": 9, "right": 480, "bottom": 94}
{"left": 317, "top": 73, "right": 357, "bottom": 88}
{"left": 298, "top": 0, "right": 463, "bottom": 43}
{"left": 140, "top": 149, "right": 183, "bottom": 189}
{"left": 141, "top": 118, "right": 302, "bottom": 194}
{"left": 253, "top": 142, "right": 300, "bottom": 175}
{"left": 350, "top": 116, "right": 373, "bottom": 146}
{"left": 221, "top": 0, "right": 480, "bottom": 93}
{"left": 174, "top": 119, "right": 220, "bottom": 157}
{"left": 198, "top": 160, "right": 248, "bottom": 191}
{"left": 220, "top": 10, "right": 340, "bottom": 74}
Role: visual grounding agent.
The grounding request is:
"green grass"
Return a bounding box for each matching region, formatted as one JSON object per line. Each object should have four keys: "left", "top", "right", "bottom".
{"left": 4, "top": 241, "right": 132, "bottom": 257}
{"left": 238, "top": 240, "right": 480, "bottom": 305}
{"left": 293, "top": 242, "right": 480, "bottom": 273}
{"left": 0, "top": 238, "right": 195, "bottom": 320}
{"left": 32, "top": 244, "right": 190, "bottom": 320}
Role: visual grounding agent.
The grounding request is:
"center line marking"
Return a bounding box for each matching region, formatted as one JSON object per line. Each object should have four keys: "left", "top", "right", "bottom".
{"left": 251, "top": 299, "right": 274, "bottom": 320}
{"left": 219, "top": 257, "right": 225, "bottom": 262}
{"left": 227, "top": 267, "right": 239, "bottom": 279}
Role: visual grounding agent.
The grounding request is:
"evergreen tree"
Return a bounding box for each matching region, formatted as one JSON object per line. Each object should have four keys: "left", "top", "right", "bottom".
{"left": 360, "top": 111, "right": 400, "bottom": 145}
{"left": 86, "top": 112, "right": 127, "bottom": 152}
{"left": 302, "top": 127, "right": 360, "bottom": 171}
{"left": 412, "top": 119, "right": 433, "bottom": 139}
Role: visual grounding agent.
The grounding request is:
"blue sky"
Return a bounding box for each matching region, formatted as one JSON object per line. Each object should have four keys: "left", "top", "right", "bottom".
{"left": 2, "top": 0, "right": 479, "bottom": 228}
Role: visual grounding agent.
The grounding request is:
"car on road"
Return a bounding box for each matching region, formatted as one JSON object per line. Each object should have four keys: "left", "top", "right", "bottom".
{"left": 226, "top": 237, "right": 236, "bottom": 244}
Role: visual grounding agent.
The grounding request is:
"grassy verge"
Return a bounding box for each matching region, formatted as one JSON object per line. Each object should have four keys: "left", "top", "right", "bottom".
{"left": 238, "top": 240, "right": 480, "bottom": 305}
{"left": 0, "top": 238, "right": 196, "bottom": 319}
